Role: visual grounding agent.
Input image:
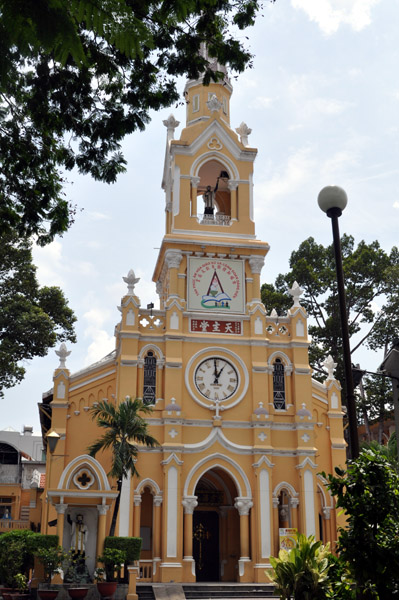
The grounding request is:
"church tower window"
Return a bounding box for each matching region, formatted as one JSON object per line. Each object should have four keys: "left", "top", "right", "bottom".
{"left": 273, "top": 358, "right": 286, "bottom": 410}
{"left": 143, "top": 352, "right": 157, "bottom": 405}
{"left": 192, "top": 94, "right": 200, "bottom": 113}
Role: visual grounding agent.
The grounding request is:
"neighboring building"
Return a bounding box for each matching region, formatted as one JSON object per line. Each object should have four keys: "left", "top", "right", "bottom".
{"left": 0, "top": 426, "right": 45, "bottom": 532}
{"left": 40, "top": 63, "right": 346, "bottom": 583}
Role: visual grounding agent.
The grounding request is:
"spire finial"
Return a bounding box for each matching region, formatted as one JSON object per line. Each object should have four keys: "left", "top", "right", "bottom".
{"left": 123, "top": 269, "right": 140, "bottom": 295}
{"left": 55, "top": 343, "right": 71, "bottom": 368}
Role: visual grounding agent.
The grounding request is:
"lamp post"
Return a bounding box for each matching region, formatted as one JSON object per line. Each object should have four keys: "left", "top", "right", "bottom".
{"left": 318, "top": 185, "right": 359, "bottom": 459}
{"left": 46, "top": 430, "right": 60, "bottom": 532}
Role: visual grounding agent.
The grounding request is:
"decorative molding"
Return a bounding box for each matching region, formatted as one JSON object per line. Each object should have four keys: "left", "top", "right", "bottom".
{"left": 248, "top": 255, "right": 265, "bottom": 275}
{"left": 55, "top": 503, "right": 68, "bottom": 515}
{"left": 234, "top": 497, "right": 253, "bottom": 516}
{"left": 97, "top": 504, "right": 110, "bottom": 516}
{"left": 207, "top": 136, "right": 222, "bottom": 150}
{"left": 206, "top": 94, "right": 222, "bottom": 113}
{"left": 182, "top": 496, "right": 198, "bottom": 514}
{"left": 161, "top": 453, "right": 184, "bottom": 466}
{"left": 165, "top": 249, "right": 183, "bottom": 270}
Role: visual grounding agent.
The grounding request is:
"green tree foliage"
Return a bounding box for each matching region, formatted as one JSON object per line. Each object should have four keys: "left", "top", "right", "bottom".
{"left": 261, "top": 236, "right": 399, "bottom": 392}
{"left": 324, "top": 449, "right": 399, "bottom": 599}
{"left": 361, "top": 432, "right": 398, "bottom": 470}
{"left": 0, "top": 530, "right": 58, "bottom": 587}
{"left": 0, "top": 232, "right": 76, "bottom": 396}
{"left": 88, "top": 396, "right": 159, "bottom": 536}
{"left": 267, "top": 534, "right": 332, "bottom": 600}
{"left": 0, "top": 0, "right": 268, "bottom": 244}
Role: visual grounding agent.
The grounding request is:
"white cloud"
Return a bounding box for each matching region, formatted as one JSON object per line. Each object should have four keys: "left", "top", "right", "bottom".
{"left": 256, "top": 147, "right": 316, "bottom": 207}
{"left": 291, "top": 0, "right": 381, "bottom": 35}
{"left": 84, "top": 330, "right": 115, "bottom": 366}
{"left": 86, "top": 211, "right": 111, "bottom": 220}
{"left": 309, "top": 97, "right": 353, "bottom": 115}
{"left": 83, "top": 307, "right": 112, "bottom": 331}
{"left": 393, "top": 201, "right": 399, "bottom": 209}
{"left": 82, "top": 307, "right": 115, "bottom": 365}
{"left": 32, "top": 240, "right": 65, "bottom": 287}
{"left": 248, "top": 96, "right": 275, "bottom": 109}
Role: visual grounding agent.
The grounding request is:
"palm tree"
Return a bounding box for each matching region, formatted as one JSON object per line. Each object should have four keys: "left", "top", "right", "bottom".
{"left": 88, "top": 396, "right": 159, "bottom": 536}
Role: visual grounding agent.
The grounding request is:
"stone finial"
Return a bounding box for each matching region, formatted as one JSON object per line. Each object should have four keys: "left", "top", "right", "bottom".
{"left": 206, "top": 94, "right": 222, "bottom": 113}
{"left": 163, "top": 115, "right": 180, "bottom": 137}
{"left": 235, "top": 122, "right": 252, "bottom": 146}
{"left": 323, "top": 355, "right": 337, "bottom": 380}
{"left": 55, "top": 343, "right": 71, "bottom": 368}
{"left": 270, "top": 308, "right": 278, "bottom": 318}
{"left": 288, "top": 281, "right": 304, "bottom": 308}
{"left": 123, "top": 269, "right": 140, "bottom": 295}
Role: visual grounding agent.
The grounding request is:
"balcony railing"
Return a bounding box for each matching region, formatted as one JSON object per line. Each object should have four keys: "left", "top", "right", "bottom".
{"left": 138, "top": 560, "right": 153, "bottom": 581}
{"left": 196, "top": 214, "right": 231, "bottom": 226}
{"left": 0, "top": 520, "right": 30, "bottom": 532}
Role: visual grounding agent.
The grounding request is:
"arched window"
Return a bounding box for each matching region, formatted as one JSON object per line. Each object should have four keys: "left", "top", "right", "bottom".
{"left": 273, "top": 358, "right": 286, "bottom": 410}
{"left": 278, "top": 490, "right": 291, "bottom": 528}
{"left": 0, "top": 443, "right": 19, "bottom": 465}
{"left": 143, "top": 352, "right": 157, "bottom": 405}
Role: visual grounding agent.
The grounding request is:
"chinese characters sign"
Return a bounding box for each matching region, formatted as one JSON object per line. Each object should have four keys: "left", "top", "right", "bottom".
{"left": 187, "top": 257, "right": 245, "bottom": 313}
{"left": 190, "top": 319, "right": 242, "bottom": 335}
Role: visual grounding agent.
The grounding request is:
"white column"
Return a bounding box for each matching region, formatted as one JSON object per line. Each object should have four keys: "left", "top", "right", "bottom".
{"left": 259, "top": 470, "right": 271, "bottom": 558}
{"left": 167, "top": 466, "right": 178, "bottom": 557}
{"left": 304, "top": 470, "right": 316, "bottom": 537}
{"left": 119, "top": 472, "right": 131, "bottom": 536}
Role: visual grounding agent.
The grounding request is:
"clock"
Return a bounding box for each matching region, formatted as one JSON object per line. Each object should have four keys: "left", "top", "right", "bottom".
{"left": 185, "top": 347, "right": 249, "bottom": 410}
{"left": 194, "top": 357, "right": 239, "bottom": 401}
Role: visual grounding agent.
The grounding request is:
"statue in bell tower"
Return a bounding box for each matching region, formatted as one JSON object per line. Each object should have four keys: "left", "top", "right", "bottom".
{"left": 203, "top": 185, "right": 215, "bottom": 215}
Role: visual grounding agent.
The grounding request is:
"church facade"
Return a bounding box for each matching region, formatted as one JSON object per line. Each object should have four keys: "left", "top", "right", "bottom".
{"left": 40, "top": 68, "right": 346, "bottom": 584}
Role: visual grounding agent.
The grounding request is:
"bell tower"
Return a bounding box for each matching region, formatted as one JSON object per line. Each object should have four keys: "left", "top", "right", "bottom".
{"left": 154, "top": 67, "right": 269, "bottom": 312}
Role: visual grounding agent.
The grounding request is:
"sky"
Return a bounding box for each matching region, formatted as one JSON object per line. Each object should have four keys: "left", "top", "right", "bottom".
{"left": 3, "top": 0, "right": 399, "bottom": 433}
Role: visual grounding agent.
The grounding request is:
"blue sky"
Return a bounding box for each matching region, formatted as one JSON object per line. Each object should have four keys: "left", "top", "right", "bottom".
{"left": 4, "top": 0, "right": 398, "bottom": 432}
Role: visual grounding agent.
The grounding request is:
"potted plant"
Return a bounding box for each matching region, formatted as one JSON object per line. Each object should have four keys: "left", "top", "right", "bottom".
{"left": 35, "top": 546, "right": 67, "bottom": 600}
{"left": 95, "top": 549, "right": 125, "bottom": 599}
{"left": 63, "top": 551, "right": 91, "bottom": 600}
{"left": 2, "top": 574, "right": 29, "bottom": 600}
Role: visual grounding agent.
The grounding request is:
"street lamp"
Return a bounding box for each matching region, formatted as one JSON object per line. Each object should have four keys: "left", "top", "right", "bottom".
{"left": 318, "top": 185, "right": 359, "bottom": 459}
{"left": 45, "top": 430, "right": 60, "bottom": 532}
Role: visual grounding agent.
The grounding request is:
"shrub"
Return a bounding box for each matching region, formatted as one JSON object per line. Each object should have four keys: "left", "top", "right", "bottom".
{"left": 324, "top": 448, "right": 399, "bottom": 599}
{"left": 104, "top": 537, "right": 142, "bottom": 563}
{"left": 0, "top": 530, "right": 58, "bottom": 587}
{"left": 97, "top": 548, "right": 126, "bottom": 582}
{"left": 267, "top": 534, "right": 332, "bottom": 600}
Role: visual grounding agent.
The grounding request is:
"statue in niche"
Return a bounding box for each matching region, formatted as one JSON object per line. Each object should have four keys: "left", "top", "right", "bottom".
{"left": 65, "top": 514, "right": 91, "bottom": 583}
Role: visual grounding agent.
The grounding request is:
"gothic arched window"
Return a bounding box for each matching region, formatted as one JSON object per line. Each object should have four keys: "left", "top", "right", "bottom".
{"left": 273, "top": 358, "right": 286, "bottom": 410}
{"left": 143, "top": 352, "right": 157, "bottom": 405}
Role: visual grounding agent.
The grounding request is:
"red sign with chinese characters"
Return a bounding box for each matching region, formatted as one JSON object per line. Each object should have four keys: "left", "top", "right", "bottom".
{"left": 190, "top": 319, "right": 242, "bottom": 335}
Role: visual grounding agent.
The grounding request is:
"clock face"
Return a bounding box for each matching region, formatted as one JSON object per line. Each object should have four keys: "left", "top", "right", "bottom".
{"left": 194, "top": 357, "right": 239, "bottom": 401}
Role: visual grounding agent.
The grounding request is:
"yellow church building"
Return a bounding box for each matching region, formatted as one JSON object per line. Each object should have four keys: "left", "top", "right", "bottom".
{"left": 40, "top": 62, "right": 346, "bottom": 584}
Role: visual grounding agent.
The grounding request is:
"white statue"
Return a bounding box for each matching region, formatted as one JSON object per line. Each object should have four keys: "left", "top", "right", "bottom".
{"left": 70, "top": 514, "right": 88, "bottom": 554}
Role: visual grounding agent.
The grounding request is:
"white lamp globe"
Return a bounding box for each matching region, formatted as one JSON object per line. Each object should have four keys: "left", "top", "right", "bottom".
{"left": 318, "top": 185, "right": 348, "bottom": 213}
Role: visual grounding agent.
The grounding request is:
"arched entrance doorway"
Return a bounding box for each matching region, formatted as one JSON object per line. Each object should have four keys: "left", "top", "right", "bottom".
{"left": 193, "top": 468, "right": 240, "bottom": 582}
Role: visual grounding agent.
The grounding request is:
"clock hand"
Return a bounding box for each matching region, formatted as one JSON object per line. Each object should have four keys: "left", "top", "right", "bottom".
{"left": 216, "top": 365, "right": 226, "bottom": 379}
{"left": 213, "top": 359, "right": 219, "bottom": 384}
